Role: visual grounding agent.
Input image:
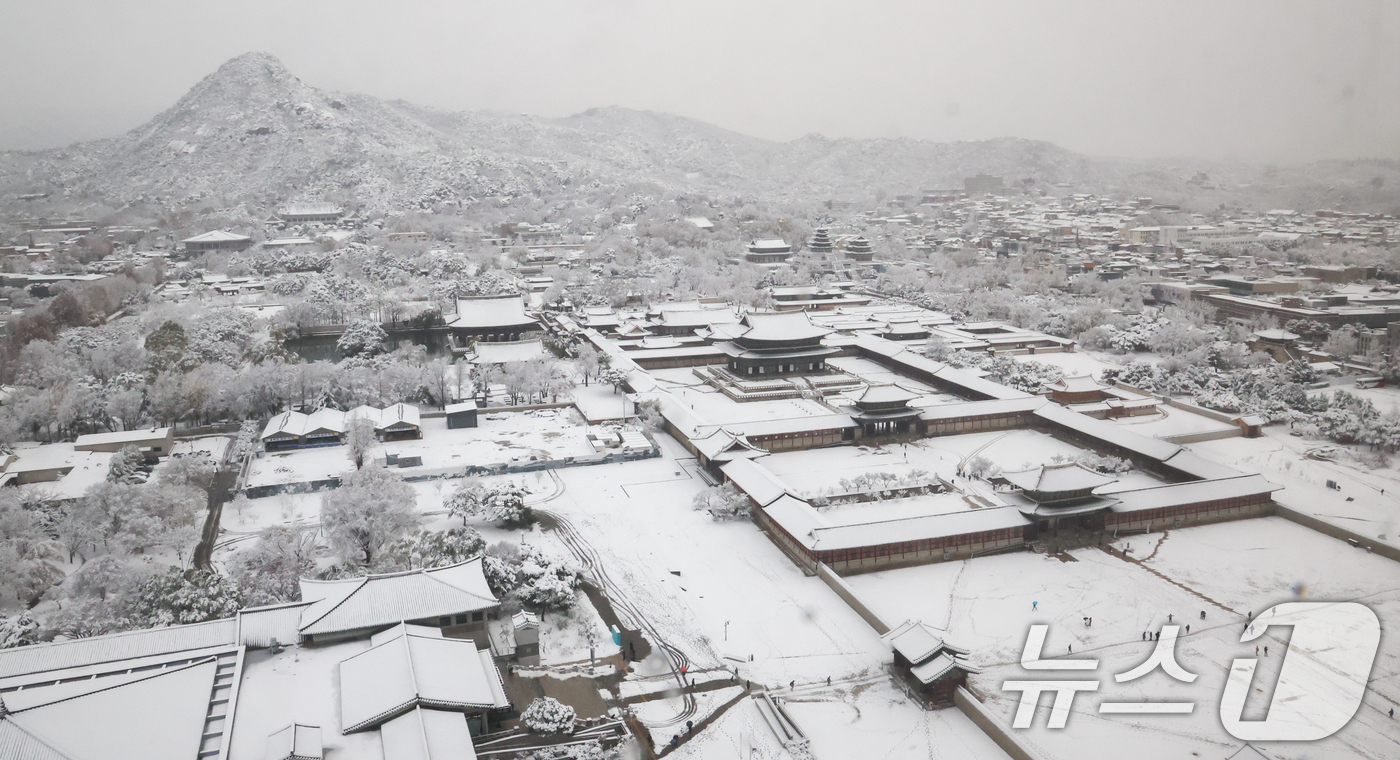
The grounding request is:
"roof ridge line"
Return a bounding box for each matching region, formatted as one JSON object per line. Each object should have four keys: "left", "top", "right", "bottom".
{"left": 9, "top": 655, "right": 221, "bottom": 714}
{"left": 298, "top": 575, "right": 370, "bottom": 630}
{"left": 420, "top": 563, "right": 498, "bottom": 604}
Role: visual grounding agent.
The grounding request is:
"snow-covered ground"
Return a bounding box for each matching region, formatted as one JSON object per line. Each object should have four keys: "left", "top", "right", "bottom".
{"left": 669, "top": 681, "right": 1013, "bottom": 760}
{"left": 244, "top": 409, "right": 594, "bottom": 490}
{"left": 827, "top": 355, "right": 962, "bottom": 399}
{"left": 537, "top": 593, "right": 621, "bottom": 666}
{"left": 844, "top": 517, "right": 1400, "bottom": 760}
{"left": 1108, "top": 406, "right": 1239, "bottom": 439}
{"left": 758, "top": 443, "right": 961, "bottom": 498}
{"left": 760, "top": 430, "right": 1166, "bottom": 494}
{"left": 535, "top": 435, "right": 891, "bottom": 689}
{"left": 572, "top": 383, "right": 633, "bottom": 422}
{"left": 1011, "top": 349, "right": 1127, "bottom": 378}
{"left": 1187, "top": 428, "right": 1400, "bottom": 546}
{"left": 649, "top": 368, "right": 845, "bottom": 426}
{"left": 632, "top": 685, "right": 745, "bottom": 750}
{"left": 218, "top": 471, "right": 553, "bottom": 541}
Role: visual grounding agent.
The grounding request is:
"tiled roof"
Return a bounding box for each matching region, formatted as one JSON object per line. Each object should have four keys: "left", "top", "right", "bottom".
{"left": 297, "top": 559, "right": 498, "bottom": 637}
{"left": 0, "top": 619, "right": 236, "bottom": 679}
{"left": 1001, "top": 463, "right": 1117, "bottom": 494}
{"left": 448, "top": 295, "right": 535, "bottom": 329}
{"left": 339, "top": 624, "right": 509, "bottom": 733}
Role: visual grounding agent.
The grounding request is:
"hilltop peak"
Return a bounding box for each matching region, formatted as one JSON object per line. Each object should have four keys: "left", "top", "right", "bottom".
{"left": 210, "top": 52, "right": 297, "bottom": 85}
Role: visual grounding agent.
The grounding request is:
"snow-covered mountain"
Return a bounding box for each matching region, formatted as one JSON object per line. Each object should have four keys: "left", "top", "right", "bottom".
{"left": 1, "top": 52, "right": 1395, "bottom": 215}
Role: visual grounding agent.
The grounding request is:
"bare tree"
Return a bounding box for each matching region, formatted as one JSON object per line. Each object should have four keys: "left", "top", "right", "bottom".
{"left": 345, "top": 417, "right": 377, "bottom": 470}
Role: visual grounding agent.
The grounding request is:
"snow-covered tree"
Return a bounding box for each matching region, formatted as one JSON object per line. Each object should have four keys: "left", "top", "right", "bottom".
{"left": 107, "top": 445, "right": 149, "bottom": 484}
{"left": 144, "top": 320, "right": 190, "bottom": 374}
{"left": 338, "top": 319, "right": 387, "bottom": 358}
{"left": 963, "top": 455, "right": 997, "bottom": 479}
{"left": 230, "top": 419, "right": 260, "bottom": 461}
{"left": 484, "top": 543, "right": 581, "bottom": 611}
{"left": 378, "top": 527, "right": 485, "bottom": 572}
{"left": 445, "top": 478, "right": 487, "bottom": 526}
{"left": 68, "top": 554, "right": 132, "bottom": 601}
{"left": 320, "top": 465, "right": 418, "bottom": 566}
{"left": 575, "top": 344, "right": 601, "bottom": 386}
{"left": 228, "top": 525, "right": 316, "bottom": 605}
{"left": 345, "top": 416, "right": 377, "bottom": 470}
{"left": 521, "top": 696, "right": 576, "bottom": 734}
{"left": 128, "top": 567, "right": 242, "bottom": 627}
{"left": 1322, "top": 325, "right": 1359, "bottom": 360}
{"left": 0, "top": 611, "right": 40, "bottom": 649}
{"left": 156, "top": 453, "right": 217, "bottom": 490}
{"left": 449, "top": 481, "right": 533, "bottom": 528}
{"left": 691, "top": 482, "right": 750, "bottom": 520}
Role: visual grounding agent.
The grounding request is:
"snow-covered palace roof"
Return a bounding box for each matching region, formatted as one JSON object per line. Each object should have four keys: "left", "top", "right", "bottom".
{"left": 296, "top": 558, "right": 498, "bottom": 640}
{"left": 181, "top": 229, "right": 252, "bottom": 244}
{"left": 469, "top": 338, "right": 546, "bottom": 365}
{"left": 447, "top": 295, "right": 536, "bottom": 330}
{"left": 338, "top": 623, "right": 509, "bottom": 733}
{"left": 0, "top": 656, "right": 227, "bottom": 760}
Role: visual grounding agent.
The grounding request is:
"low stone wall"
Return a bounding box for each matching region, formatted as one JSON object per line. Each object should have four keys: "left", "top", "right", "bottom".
{"left": 815, "top": 562, "right": 892, "bottom": 634}
{"left": 954, "top": 687, "right": 1041, "bottom": 760}
{"left": 1273, "top": 503, "right": 1400, "bottom": 563}
{"left": 1159, "top": 427, "right": 1243, "bottom": 444}
{"left": 1161, "top": 396, "right": 1241, "bottom": 425}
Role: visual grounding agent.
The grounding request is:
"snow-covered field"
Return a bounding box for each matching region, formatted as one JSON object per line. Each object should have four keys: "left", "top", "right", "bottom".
{"left": 649, "top": 368, "right": 847, "bottom": 425}
{"left": 1109, "top": 406, "right": 1240, "bottom": 439}
{"left": 827, "top": 355, "right": 963, "bottom": 399}
{"left": 533, "top": 436, "right": 891, "bottom": 690}
{"left": 844, "top": 517, "right": 1400, "bottom": 760}
{"left": 671, "top": 681, "right": 1014, "bottom": 760}
{"left": 1188, "top": 428, "right": 1400, "bottom": 546}
{"left": 1011, "top": 349, "right": 1127, "bottom": 378}
{"left": 759, "top": 430, "right": 1167, "bottom": 495}
{"left": 218, "top": 471, "right": 554, "bottom": 543}
{"left": 244, "top": 409, "right": 595, "bottom": 489}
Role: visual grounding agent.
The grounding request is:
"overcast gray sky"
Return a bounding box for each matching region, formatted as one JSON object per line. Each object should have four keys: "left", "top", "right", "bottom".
{"left": 1, "top": 0, "right": 1396, "bottom": 161}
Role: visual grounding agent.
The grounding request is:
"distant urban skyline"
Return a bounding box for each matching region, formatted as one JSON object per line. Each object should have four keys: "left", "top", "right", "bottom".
{"left": 1, "top": 0, "right": 1396, "bottom": 162}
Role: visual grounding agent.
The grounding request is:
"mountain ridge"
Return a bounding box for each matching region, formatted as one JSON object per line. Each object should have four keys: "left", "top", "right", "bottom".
{"left": 2, "top": 52, "right": 1397, "bottom": 215}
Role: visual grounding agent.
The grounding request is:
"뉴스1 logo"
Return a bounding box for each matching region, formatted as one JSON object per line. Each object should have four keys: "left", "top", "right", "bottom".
{"left": 1002, "top": 602, "right": 1381, "bottom": 741}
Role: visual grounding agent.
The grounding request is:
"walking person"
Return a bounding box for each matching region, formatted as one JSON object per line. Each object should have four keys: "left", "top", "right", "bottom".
{"left": 1200, "top": 610, "right": 1206, "bottom": 620}
{"left": 1185, "top": 625, "right": 1190, "bottom": 633}
{"left": 1033, "top": 601, "right": 1038, "bottom": 611}
{"left": 1168, "top": 613, "right": 1173, "bottom": 623}
{"left": 1264, "top": 646, "right": 1269, "bottom": 656}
